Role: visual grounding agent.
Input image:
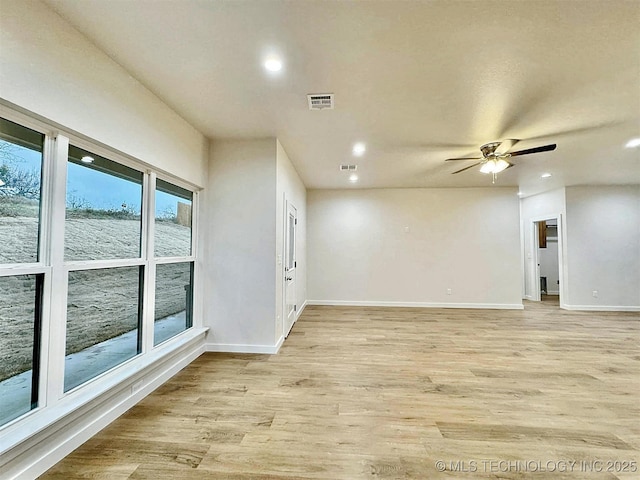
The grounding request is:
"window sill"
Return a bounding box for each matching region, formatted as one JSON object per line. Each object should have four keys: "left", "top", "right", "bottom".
{"left": 0, "top": 327, "right": 207, "bottom": 456}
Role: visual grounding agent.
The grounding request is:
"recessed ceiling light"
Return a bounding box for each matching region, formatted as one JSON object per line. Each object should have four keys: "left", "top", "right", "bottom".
{"left": 81, "top": 156, "right": 94, "bottom": 163}
{"left": 349, "top": 174, "right": 359, "bottom": 183}
{"left": 264, "top": 56, "right": 283, "bottom": 72}
{"left": 541, "top": 173, "right": 552, "bottom": 178}
{"left": 352, "top": 143, "right": 366, "bottom": 156}
{"left": 517, "top": 191, "right": 524, "bottom": 196}
{"left": 625, "top": 137, "right": 640, "bottom": 148}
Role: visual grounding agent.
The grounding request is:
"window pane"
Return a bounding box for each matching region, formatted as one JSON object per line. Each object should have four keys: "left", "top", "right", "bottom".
{"left": 0, "top": 118, "right": 44, "bottom": 264}
{"left": 64, "top": 266, "right": 142, "bottom": 391}
{"left": 155, "top": 179, "right": 192, "bottom": 257}
{"left": 65, "top": 146, "right": 143, "bottom": 261}
{"left": 0, "top": 274, "right": 42, "bottom": 426}
{"left": 154, "top": 262, "right": 193, "bottom": 345}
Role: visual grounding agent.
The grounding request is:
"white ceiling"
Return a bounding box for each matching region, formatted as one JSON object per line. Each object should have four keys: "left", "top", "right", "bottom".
{"left": 45, "top": 0, "right": 639, "bottom": 195}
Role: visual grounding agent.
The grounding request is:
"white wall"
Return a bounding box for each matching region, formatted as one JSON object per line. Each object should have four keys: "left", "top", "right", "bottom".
{"left": 0, "top": 2, "right": 210, "bottom": 477}
{"left": 565, "top": 185, "right": 640, "bottom": 309}
{"left": 0, "top": 0, "right": 207, "bottom": 186}
{"left": 520, "top": 188, "right": 566, "bottom": 300}
{"left": 307, "top": 188, "right": 522, "bottom": 308}
{"left": 206, "top": 139, "right": 278, "bottom": 349}
{"left": 275, "top": 140, "right": 307, "bottom": 340}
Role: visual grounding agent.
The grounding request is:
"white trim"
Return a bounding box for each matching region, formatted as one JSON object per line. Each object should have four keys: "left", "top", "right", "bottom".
{"left": 153, "top": 255, "right": 196, "bottom": 265}
{"left": 296, "top": 300, "right": 308, "bottom": 319}
{"left": 64, "top": 258, "right": 146, "bottom": 271}
{"left": 529, "top": 213, "right": 567, "bottom": 308}
{"left": 307, "top": 300, "right": 524, "bottom": 310}
{"left": 274, "top": 335, "right": 285, "bottom": 353}
{"left": 1, "top": 332, "right": 206, "bottom": 480}
{"left": 546, "top": 290, "right": 560, "bottom": 295}
{"left": 205, "top": 342, "right": 282, "bottom": 354}
{"left": 0, "top": 265, "right": 48, "bottom": 277}
{"left": 0, "top": 102, "right": 58, "bottom": 137}
{"left": 562, "top": 304, "right": 640, "bottom": 312}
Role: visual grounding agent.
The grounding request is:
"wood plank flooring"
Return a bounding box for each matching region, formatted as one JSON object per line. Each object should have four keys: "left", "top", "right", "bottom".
{"left": 41, "top": 300, "right": 640, "bottom": 479}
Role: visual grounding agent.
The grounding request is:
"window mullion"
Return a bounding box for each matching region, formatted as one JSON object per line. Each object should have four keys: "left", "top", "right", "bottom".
{"left": 142, "top": 173, "right": 156, "bottom": 353}
{"left": 44, "top": 133, "right": 69, "bottom": 405}
{"left": 190, "top": 191, "right": 201, "bottom": 328}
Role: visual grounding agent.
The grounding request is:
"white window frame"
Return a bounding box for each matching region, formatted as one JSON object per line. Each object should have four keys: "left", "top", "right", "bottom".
{"left": 0, "top": 103, "right": 204, "bottom": 455}
{"left": 150, "top": 173, "right": 198, "bottom": 347}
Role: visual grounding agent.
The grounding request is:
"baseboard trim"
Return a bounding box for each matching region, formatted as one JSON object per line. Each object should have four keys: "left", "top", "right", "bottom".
{"left": 274, "top": 335, "right": 284, "bottom": 353}
{"left": 205, "top": 343, "right": 280, "bottom": 354}
{"left": 4, "top": 332, "right": 206, "bottom": 480}
{"left": 297, "top": 300, "right": 308, "bottom": 319}
{"left": 307, "top": 300, "right": 524, "bottom": 310}
{"left": 562, "top": 304, "right": 640, "bottom": 312}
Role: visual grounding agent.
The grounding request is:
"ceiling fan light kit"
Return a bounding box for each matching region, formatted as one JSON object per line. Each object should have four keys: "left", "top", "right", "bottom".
{"left": 445, "top": 139, "right": 556, "bottom": 183}
{"left": 479, "top": 158, "right": 510, "bottom": 174}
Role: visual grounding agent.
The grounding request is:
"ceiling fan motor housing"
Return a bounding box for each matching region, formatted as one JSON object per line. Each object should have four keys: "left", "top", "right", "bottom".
{"left": 480, "top": 142, "right": 503, "bottom": 158}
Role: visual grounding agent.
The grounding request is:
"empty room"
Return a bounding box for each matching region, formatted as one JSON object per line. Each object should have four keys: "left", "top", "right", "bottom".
{"left": 0, "top": 1, "right": 638, "bottom": 479}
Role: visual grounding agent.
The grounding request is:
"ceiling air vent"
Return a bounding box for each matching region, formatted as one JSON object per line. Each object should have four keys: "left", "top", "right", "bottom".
{"left": 307, "top": 93, "right": 334, "bottom": 110}
{"left": 339, "top": 164, "right": 357, "bottom": 171}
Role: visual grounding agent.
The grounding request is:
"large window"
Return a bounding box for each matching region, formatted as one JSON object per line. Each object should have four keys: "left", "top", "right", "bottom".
{"left": 153, "top": 178, "right": 195, "bottom": 345}
{"left": 0, "top": 110, "right": 198, "bottom": 431}
{"left": 0, "top": 118, "right": 45, "bottom": 427}
{"left": 62, "top": 145, "right": 146, "bottom": 390}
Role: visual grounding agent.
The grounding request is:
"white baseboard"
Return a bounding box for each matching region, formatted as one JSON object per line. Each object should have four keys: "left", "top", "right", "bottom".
{"left": 297, "top": 300, "right": 308, "bottom": 319}
{"left": 3, "top": 332, "right": 206, "bottom": 480}
{"left": 524, "top": 295, "right": 533, "bottom": 300}
{"left": 307, "top": 300, "right": 524, "bottom": 310}
{"left": 274, "top": 335, "right": 284, "bottom": 353}
{"left": 205, "top": 343, "right": 280, "bottom": 354}
{"left": 546, "top": 290, "right": 560, "bottom": 295}
{"left": 562, "top": 304, "right": 640, "bottom": 312}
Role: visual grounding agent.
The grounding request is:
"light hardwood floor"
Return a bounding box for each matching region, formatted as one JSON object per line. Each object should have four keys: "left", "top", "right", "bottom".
{"left": 42, "top": 300, "right": 639, "bottom": 479}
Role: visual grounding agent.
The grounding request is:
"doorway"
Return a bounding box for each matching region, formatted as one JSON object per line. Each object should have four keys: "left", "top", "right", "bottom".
{"left": 532, "top": 216, "right": 564, "bottom": 305}
{"left": 283, "top": 200, "right": 297, "bottom": 337}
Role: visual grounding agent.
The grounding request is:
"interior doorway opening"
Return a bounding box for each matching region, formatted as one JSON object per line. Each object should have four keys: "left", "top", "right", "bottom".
{"left": 532, "top": 217, "right": 564, "bottom": 306}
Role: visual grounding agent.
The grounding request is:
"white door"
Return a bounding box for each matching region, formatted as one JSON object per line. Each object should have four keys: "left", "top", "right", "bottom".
{"left": 284, "top": 202, "right": 297, "bottom": 336}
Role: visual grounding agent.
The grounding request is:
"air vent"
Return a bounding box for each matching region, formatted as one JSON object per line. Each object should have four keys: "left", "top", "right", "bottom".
{"left": 307, "top": 93, "right": 334, "bottom": 110}
{"left": 339, "top": 164, "right": 357, "bottom": 171}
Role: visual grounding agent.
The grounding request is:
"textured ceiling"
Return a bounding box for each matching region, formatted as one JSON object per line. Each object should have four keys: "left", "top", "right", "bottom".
{"left": 45, "top": 0, "right": 640, "bottom": 195}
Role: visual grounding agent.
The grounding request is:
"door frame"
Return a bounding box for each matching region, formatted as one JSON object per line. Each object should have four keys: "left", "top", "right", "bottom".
{"left": 282, "top": 197, "right": 297, "bottom": 338}
{"left": 530, "top": 213, "right": 567, "bottom": 307}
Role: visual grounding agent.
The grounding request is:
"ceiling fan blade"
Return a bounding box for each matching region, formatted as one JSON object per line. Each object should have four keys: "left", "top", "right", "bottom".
{"left": 452, "top": 162, "right": 481, "bottom": 174}
{"left": 509, "top": 144, "right": 557, "bottom": 157}
{"left": 524, "top": 120, "right": 622, "bottom": 143}
{"left": 445, "top": 157, "right": 482, "bottom": 162}
{"left": 494, "top": 139, "right": 519, "bottom": 156}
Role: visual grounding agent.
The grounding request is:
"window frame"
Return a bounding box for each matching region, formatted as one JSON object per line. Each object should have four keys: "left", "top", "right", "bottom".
{"left": 0, "top": 103, "right": 202, "bottom": 445}
{"left": 148, "top": 173, "right": 198, "bottom": 348}
{"left": 0, "top": 113, "right": 54, "bottom": 428}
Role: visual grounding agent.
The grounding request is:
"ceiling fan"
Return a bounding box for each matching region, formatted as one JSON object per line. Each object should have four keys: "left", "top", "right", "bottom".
{"left": 445, "top": 139, "right": 556, "bottom": 182}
